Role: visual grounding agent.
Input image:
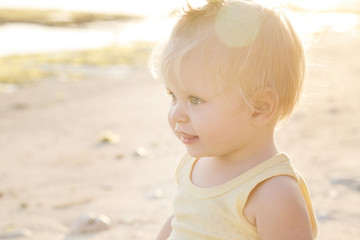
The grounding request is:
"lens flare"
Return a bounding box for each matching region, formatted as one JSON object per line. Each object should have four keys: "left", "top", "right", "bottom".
{"left": 215, "top": 2, "right": 260, "bottom": 47}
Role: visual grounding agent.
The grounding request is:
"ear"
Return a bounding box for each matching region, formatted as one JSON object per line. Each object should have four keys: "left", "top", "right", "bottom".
{"left": 250, "top": 89, "right": 279, "bottom": 125}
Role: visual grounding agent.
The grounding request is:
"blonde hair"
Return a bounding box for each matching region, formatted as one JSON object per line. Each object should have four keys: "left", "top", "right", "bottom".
{"left": 150, "top": 0, "right": 305, "bottom": 122}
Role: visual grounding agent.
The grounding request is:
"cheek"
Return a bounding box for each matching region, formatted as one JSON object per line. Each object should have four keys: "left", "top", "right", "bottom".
{"left": 167, "top": 108, "right": 175, "bottom": 131}
{"left": 194, "top": 110, "right": 238, "bottom": 137}
{"left": 190, "top": 112, "right": 216, "bottom": 135}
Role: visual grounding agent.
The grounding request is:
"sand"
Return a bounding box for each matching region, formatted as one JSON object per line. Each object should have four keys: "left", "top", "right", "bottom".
{"left": 0, "top": 30, "right": 359, "bottom": 239}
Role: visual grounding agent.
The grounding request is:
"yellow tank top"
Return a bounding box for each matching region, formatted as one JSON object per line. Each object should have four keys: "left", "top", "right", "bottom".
{"left": 168, "top": 153, "right": 318, "bottom": 240}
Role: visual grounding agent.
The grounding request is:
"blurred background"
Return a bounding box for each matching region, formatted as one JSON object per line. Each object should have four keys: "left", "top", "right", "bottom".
{"left": 0, "top": 0, "right": 359, "bottom": 239}
{"left": 0, "top": 0, "right": 359, "bottom": 85}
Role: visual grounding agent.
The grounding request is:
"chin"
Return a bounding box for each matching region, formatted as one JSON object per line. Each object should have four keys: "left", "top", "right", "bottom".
{"left": 185, "top": 148, "right": 209, "bottom": 159}
{"left": 185, "top": 149, "right": 200, "bottom": 158}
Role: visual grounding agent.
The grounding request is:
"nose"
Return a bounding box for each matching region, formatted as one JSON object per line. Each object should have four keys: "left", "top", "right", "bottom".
{"left": 168, "top": 102, "right": 189, "bottom": 123}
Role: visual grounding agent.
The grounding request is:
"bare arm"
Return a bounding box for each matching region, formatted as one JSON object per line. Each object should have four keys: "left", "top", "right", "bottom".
{"left": 244, "top": 176, "right": 314, "bottom": 240}
{"left": 156, "top": 215, "right": 174, "bottom": 240}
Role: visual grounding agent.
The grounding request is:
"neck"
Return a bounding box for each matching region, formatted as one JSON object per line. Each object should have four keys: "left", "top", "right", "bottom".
{"left": 216, "top": 127, "right": 279, "bottom": 166}
{"left": 199, "top": 132, "right": 279, "bottom": 184}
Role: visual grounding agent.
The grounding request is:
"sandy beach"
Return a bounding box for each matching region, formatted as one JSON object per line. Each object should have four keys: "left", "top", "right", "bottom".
{"left": 0, "top": 29, "right": 359, "bottom": 240}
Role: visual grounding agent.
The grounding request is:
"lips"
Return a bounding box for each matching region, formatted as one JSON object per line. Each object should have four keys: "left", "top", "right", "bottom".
{"left": 178, "top": 132, "right": 199, "bottom": 144}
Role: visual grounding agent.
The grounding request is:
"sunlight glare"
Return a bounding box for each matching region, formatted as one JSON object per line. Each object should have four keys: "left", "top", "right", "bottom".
{"left": 287, "top": 0, "right": 340, "bottom": 11}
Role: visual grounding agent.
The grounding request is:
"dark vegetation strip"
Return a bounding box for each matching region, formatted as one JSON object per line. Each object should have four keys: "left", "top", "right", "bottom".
{"left": 0, "top": 43, "right": 154, "bottom": 84}
{"left": 0, "top": 8, "right": 141, "bottom": 27}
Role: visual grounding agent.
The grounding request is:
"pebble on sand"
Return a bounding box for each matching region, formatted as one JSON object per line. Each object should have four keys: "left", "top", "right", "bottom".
{"left": 69, "top": 213, "right": 111, "bottom": 235}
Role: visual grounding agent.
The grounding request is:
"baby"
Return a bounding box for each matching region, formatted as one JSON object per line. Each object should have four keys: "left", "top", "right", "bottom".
{"left": 151, "top": 0, "right": 318, "bottom": 239}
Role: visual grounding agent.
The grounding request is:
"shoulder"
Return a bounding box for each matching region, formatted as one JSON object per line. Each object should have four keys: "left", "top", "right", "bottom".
{"left": 250, "top": 175, "right": 301, "bottom": 203}
{"left": 244, "top": 176, "right": 313, "bottom": 240}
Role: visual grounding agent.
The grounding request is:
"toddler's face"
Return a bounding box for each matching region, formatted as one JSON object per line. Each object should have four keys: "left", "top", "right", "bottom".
{"left": 165, "top": 51, "right": 256, "bottom": 160}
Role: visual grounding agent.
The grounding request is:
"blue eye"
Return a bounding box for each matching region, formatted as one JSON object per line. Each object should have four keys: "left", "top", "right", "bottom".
{"left": 190, "top": 96, "right": 202, "bottom": 105}
{"left": 168, "top": 92, "right": 177, "bottom": 103}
